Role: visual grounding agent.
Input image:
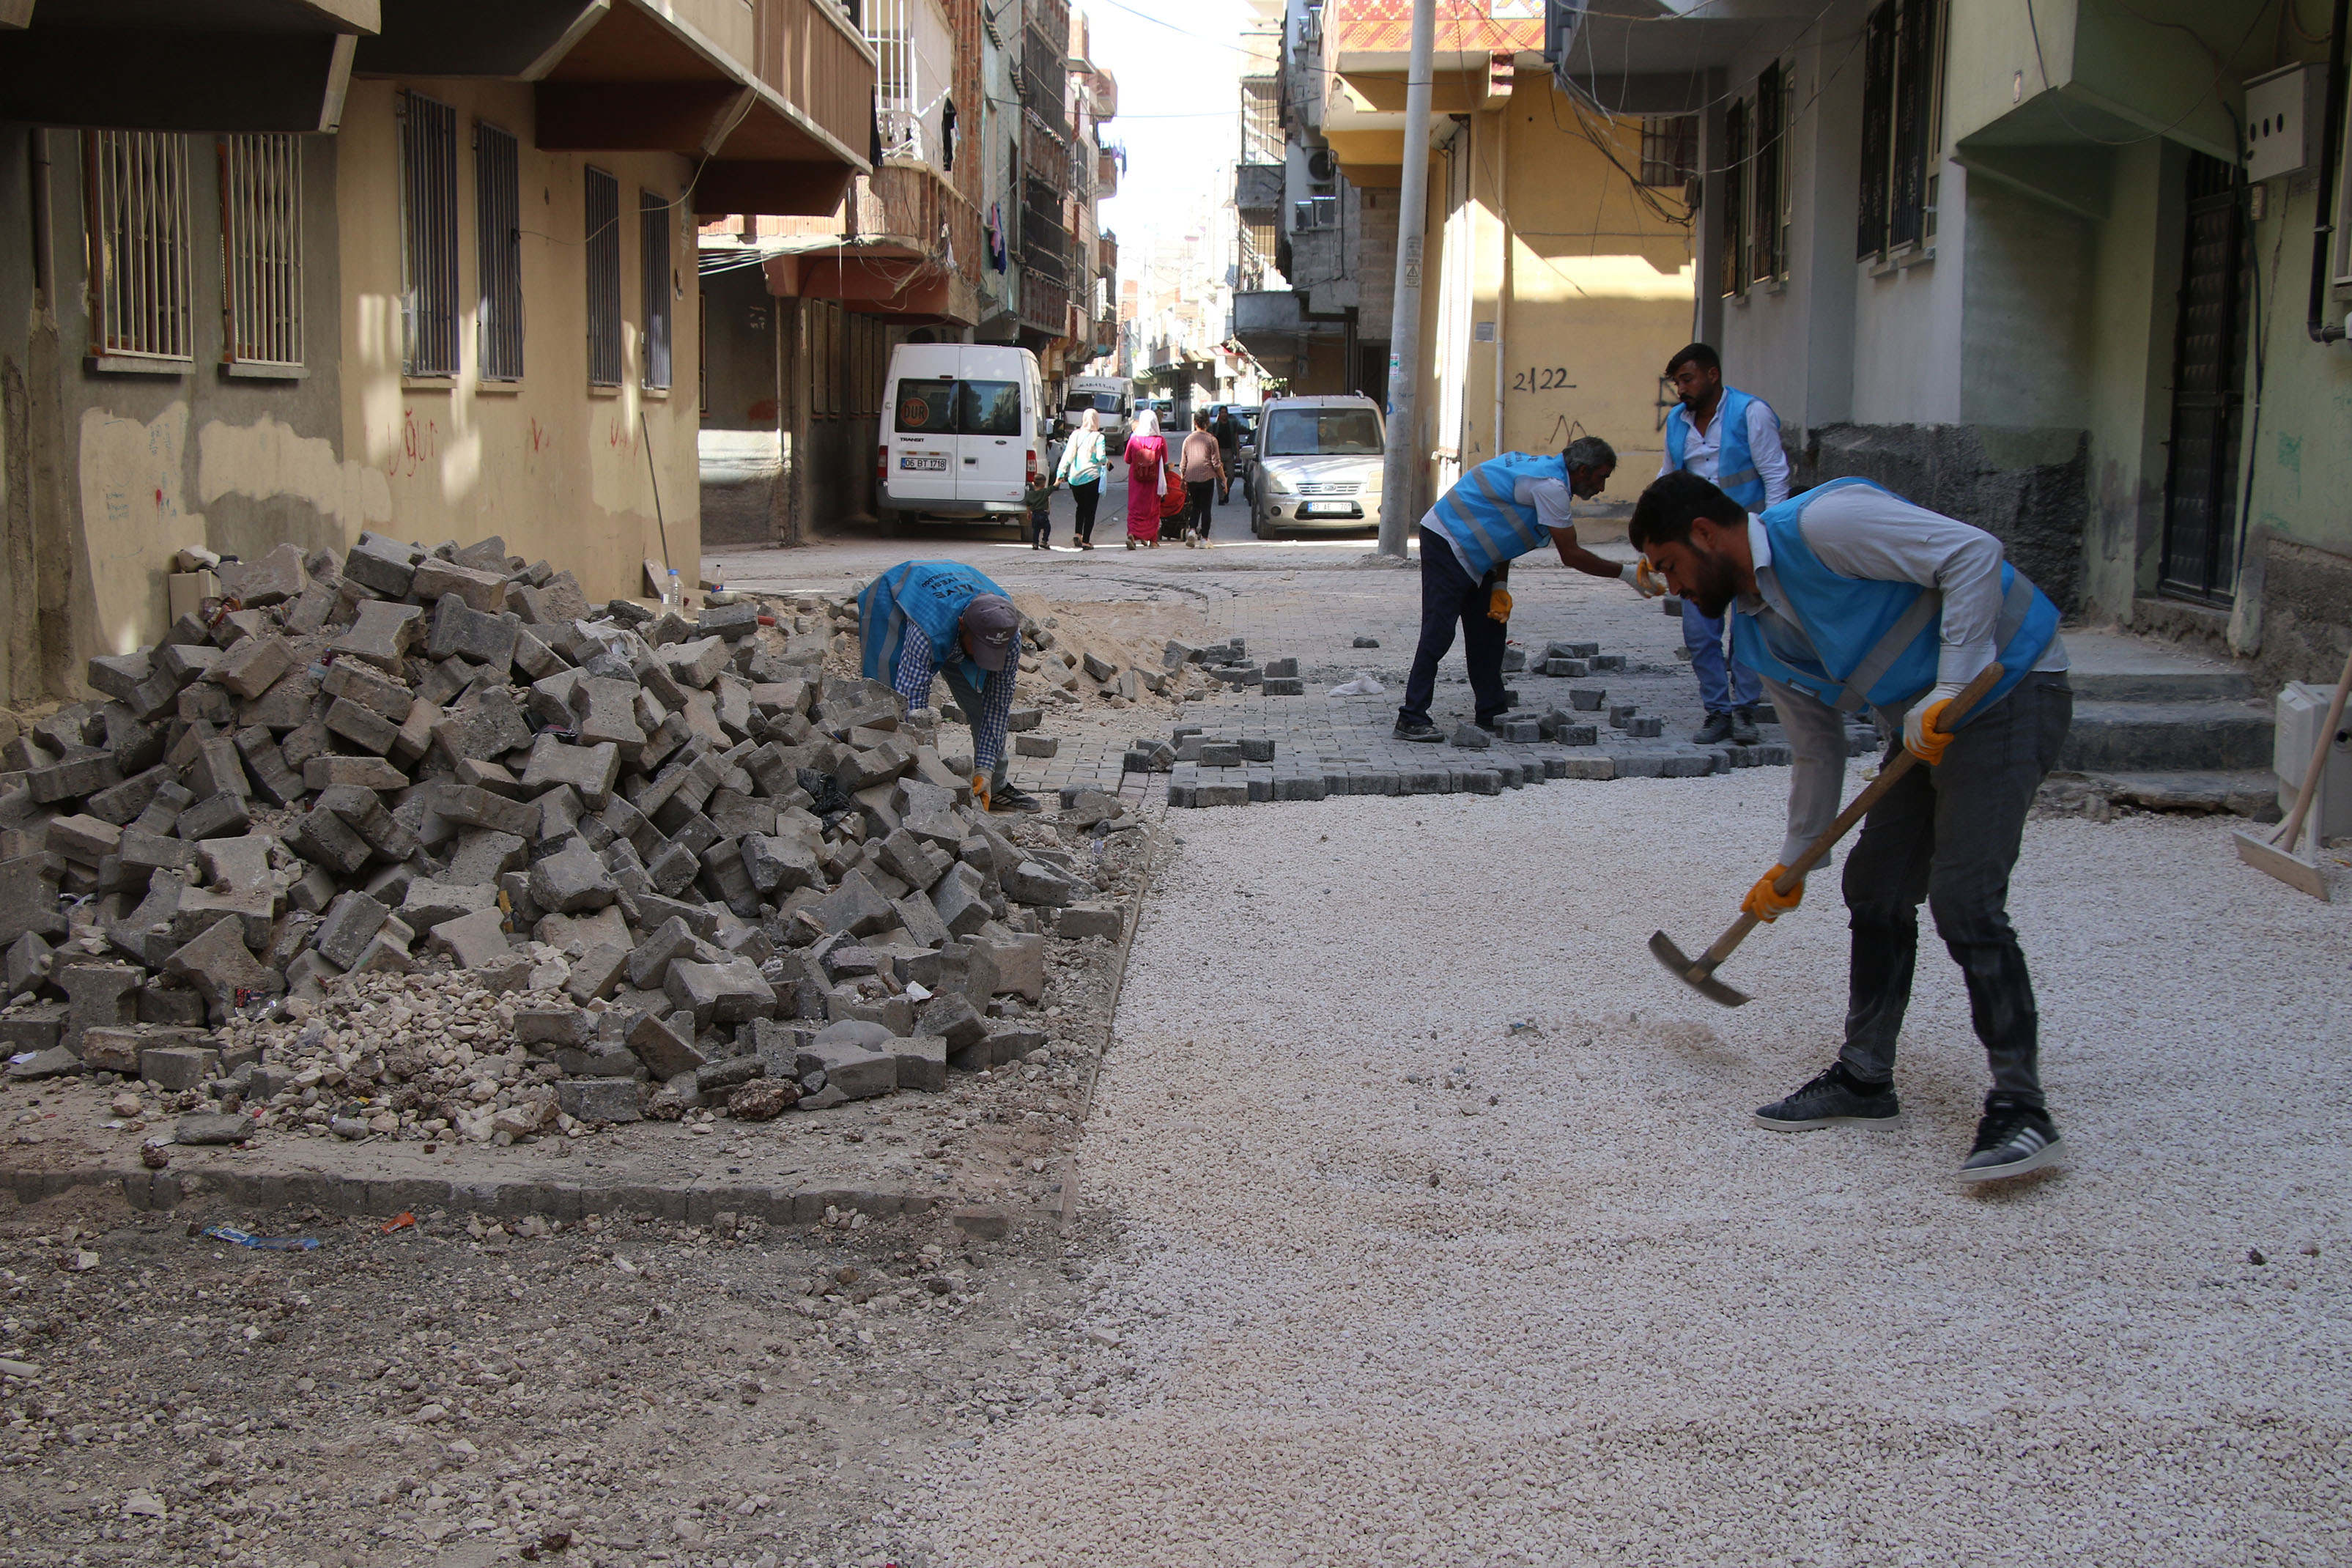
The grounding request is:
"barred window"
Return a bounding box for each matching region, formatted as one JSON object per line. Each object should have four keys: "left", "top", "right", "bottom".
{"left": 640, "top": 190, "right": 672, "bottom": 391}
{"left": 585, "top": 166, "right": 621, "bottom": 388}
{"left": 1240, "top": 75, "right": 1281, "bottom": 166}
{"left": 476, "top": 122, "right": 523, "bottom": 382}
{"left": 1718, "top": 97, "right": 1748, "bottom": 299}
{"left": 221, "top": 133, "right": 303, "bottom": 371}
{"left": 86, "top": 130, "right": 193, "bottom": 366}
{"left": 1639, "top": 116, "right": 1696, "bottom": 189}
{"left": 1858, "top": 0, "right": 1942, "bottom": 259}
{"left": 1750, "top": 63, "right": 1789, "bottom": 285}
{"left": 399, "top": 92, "right": 459, "bottom": 376}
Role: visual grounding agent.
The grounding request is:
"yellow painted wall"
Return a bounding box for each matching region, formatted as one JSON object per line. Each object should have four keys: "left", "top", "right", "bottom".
{"left": 337, "top": 80, "right": 700, "bottom": 601}
{"left": 1411, "top": 79, "right": 1694, "bottom": 506}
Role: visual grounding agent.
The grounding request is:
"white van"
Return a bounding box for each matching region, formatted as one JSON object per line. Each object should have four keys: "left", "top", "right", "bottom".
{"left": 877, "top": 343, "right": 1044, "bottom": 533}
{"left": 1063, "top": 374, "right": 1134, "bottom": 452}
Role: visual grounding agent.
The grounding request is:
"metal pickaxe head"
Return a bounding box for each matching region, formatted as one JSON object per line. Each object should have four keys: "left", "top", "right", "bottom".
{"left": 1648, "top": 930, "right": 1752, "bottom": 1008}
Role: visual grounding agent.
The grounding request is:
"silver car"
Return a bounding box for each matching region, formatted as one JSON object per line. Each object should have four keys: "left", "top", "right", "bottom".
{"left": 1248, "top": 394, "right": 1386, "bottom": 537}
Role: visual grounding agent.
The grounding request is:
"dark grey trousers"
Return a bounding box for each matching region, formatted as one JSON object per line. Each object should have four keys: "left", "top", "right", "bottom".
{"left": 939, "top": 664, "right": 1009, "bottom": 795}
{"left": 1839, "top": 673, "right": 2073, "bottom": 1106}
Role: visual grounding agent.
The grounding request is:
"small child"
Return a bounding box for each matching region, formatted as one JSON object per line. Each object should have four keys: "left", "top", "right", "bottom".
{"left": 1028, "top": 425, "right": 1066, "bottom": 550}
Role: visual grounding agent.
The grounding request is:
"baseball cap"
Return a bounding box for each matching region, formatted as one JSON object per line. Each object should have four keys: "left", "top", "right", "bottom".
{"left": 961, "top": 593, "right": 1021, "bottom": 671}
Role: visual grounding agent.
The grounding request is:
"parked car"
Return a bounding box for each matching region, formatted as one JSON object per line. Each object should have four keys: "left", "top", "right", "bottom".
{"left": 1248, "top": 394, "right": 1385, "bottom": 536}
{"left": 876, "top": 343, "right": 1044, "bottom": 535}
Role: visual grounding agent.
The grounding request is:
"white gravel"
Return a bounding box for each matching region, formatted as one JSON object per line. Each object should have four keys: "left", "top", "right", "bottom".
{"left": 912, "top": 766, "right": 2352, "bottom": 1565}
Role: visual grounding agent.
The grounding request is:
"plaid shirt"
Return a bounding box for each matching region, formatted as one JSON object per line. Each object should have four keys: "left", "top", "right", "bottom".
{"left": 895, "top": 628, "right": 1016, "bottom": 771}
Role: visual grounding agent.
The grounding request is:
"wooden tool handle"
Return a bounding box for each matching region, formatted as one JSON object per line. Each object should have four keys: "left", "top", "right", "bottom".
{"left": 1691, "top": 912, "right": 1761, "bottom": 974}
{"left": 1774, "top": 662, "right": 2008, "bottom": 892}
{"left": 2273, "top": 641, "right": 2352, "bottom": 857}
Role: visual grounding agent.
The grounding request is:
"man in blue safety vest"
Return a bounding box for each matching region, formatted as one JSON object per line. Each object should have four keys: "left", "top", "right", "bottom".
{"left": 1630, "top": 470, "right": 2073, "bottom": 1183}
{"left": 1657, "top": 342, "right": 1791, "bottom": 747}
{"left": 1395, "top": 434, "right": 1664, "bottom": 742}
{"left": 857, "top": 561, "right": 1040, "bottom": 813}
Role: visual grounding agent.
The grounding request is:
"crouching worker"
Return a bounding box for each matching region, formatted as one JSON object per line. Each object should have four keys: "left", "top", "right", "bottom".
{"left": 1628, "top": 472, "right": 2073, "bottom": 1182}
{"left": 857, "top": 561, "right": 1040, "bottom": 813}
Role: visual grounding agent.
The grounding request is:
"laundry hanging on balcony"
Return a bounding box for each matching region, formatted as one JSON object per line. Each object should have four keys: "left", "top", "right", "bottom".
{"left": 985, "top": 202, "right": 1008, "bottom": 273}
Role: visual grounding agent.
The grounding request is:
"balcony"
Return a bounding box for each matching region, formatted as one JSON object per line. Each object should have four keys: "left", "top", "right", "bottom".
{"left": 1235, "top": 163, "right": 1284, "bottom": 216}
{"left": 3, "top": 0, "right": 375, "bottom": 130}
{"left": 1020, "top": 265, "right": 1073, "bottom": 338}
{"left": 1097, "top": 147, "right": 1120, "bottom": 198}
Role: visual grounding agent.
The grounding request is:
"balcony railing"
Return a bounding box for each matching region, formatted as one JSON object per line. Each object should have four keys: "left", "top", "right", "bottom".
{"left": 848, "top": 163, "right": 981, "bottom": 277}
{"left": 752, "top": 0, "right": 878, "bottom": 160}
{"left": 1020, "top": 265, "right": 1072, "bottom": 335}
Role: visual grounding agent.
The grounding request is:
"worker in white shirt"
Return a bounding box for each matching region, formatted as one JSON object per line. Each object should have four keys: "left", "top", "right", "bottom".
{"left": 1629, "top": 470, "right": 2073, "bottom": 1183}
{"left": 1656, "top": 342, "right": 1791, "bottom": 747}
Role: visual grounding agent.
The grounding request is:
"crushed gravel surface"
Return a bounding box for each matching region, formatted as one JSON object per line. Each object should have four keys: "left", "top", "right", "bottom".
{"left": 914, "top": 765, "right": 2352, "bottom": 1565}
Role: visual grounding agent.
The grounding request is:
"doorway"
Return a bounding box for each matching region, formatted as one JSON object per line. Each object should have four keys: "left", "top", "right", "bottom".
{"left": 2157, "top": 149, "right": 2249, "bottom": 605}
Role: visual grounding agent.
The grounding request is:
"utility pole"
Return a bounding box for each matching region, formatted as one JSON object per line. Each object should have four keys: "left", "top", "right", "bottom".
{"left": 1375, "top": 0, "right": 1437, "bottom": 558}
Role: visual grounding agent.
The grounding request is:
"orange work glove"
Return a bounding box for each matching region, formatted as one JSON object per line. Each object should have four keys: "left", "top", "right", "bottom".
{"left": 969, "top": 772, "right": 991, "bottom": 813}
{"left": 1487, "top": 586, "right": 1513, "bottom": 623}
{"left": 1902, "top": 682, "right": 1967, "bottom": 766}
{"left": 1742, "top": 865, "right": 1804, "bottom": 922}
{"left": 1620, "top": 558, "right": 1668, "bottom": 598}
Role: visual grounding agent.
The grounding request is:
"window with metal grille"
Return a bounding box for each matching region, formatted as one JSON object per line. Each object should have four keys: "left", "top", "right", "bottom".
{"left": 476, "top": 122, "right": 522, "bottom": 382}
{"left": 1857, "top": 0, "right": 1942, "bottom": 259}
{"left": 85, "top": 130, "right": 193, "bottom": 366}
{"left": 220, "top": 133, "right": 303, "bottom": 371}
{"left": 585, "top": 166, "right": 621, "bottom": 387}
{"left": 1719, "top": 97, "right": 1748, "bottom": 298}
{"left": 1241, "top": 76, "right": 1282, "bottom": 166}
{"left": 640, "top": 189, "right": 672, "bottom": 391}
{"left": 399, "top": 92, "right": 459, "bottom": 376}
{"left": 1639, "top": 116, "right": 1696, "bottom": 188}
{"left": 1750, "top": 63, "right": 1788, "bottom": 285}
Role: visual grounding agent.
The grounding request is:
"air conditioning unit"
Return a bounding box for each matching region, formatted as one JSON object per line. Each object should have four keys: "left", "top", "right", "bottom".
{"left": 2275, "top": 680, "right": 2352, "bottom": 840}
{"left": 1307, "top": 147, "right": 1336, "bottom": 182}
{"left": 1293, "top": 199, "right": 1317, "bottom": 230}
{"left": 1309, "top": 194, "right": 1337, "bottom": 227}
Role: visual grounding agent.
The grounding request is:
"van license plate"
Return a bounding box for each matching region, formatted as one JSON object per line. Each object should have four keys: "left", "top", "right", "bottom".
{"left": 899, "top": 454, "right": 948, "bottom": 471}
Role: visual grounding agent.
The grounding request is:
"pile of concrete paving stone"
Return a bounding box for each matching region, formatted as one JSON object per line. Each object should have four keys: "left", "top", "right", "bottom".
{"left": 0, "top": 533, "right": 1139, "bottom": 1145}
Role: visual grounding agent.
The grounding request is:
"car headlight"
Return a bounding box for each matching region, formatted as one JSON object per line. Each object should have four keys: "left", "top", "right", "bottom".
{"left": 1268, "top": 472, "right": 1295, "bottom": 495}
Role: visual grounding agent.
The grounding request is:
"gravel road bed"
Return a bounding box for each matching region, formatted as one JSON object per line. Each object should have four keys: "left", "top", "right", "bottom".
{"left": 912, "top": 766, "right": 2352, "bottom": 1565}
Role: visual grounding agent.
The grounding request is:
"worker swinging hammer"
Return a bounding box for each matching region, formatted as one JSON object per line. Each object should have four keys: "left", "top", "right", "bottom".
{"left": 1629, "top": 472, "right": 2072, "bottom": 1183}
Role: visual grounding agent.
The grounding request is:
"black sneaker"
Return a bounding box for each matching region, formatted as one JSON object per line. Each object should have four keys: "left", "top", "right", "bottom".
{"left": 1958, "top": 1097, "right": 2064, "bottom": 1182}
{"left": 1393, "top": 719, "right": 1444, "bottom": 742}
{"left": 1730, "top": 706, "right": 1761, "bottom": 745}
{"left": 1753, "top": 1063, "right": 1901, "bottom": 1131}
{"left": 1693, "top": 711, "right": 1735, "bottom": 745}
{"left": 987, "top": 784, "right": 1044, "bottom": 814}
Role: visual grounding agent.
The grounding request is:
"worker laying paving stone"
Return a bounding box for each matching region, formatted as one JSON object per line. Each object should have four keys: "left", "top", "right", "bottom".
{"left": 0, "top": 531, "right": 1149, "bottom": 1147}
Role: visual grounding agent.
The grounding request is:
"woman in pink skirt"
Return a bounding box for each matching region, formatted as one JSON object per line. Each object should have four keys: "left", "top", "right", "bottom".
{"left": 1123, "top": 409, "right": 1168, "bottom": 549}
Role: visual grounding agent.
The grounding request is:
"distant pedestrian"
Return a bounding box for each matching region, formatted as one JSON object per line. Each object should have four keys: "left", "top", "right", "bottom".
{"left": 1179, "top": 411, "right": 1226, "bottom": 547}
{"left": 1212, "top": 405, "right": 1241, "bottom": 503}
{"left": 1657, "top": 341, "right": 1791, "bottom": 747}
{"left": 1059, "top": 409, "right": 1107, "bottom": 550}
{"left": 1124, "top": 408, "right": 1169, "bottom": 550}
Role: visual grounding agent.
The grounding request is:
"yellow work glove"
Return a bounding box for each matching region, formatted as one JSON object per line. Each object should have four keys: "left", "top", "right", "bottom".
{"left": 969, "top": 772, "right": 991, "bottom": 812}
{"left": 1902, "top": 682, "right": 1967, "bottom": 766}
{"left": 1620, "top": 558, "right": 1669, "bottom": 599}
{"left": 1742, "top": 865, "right": 1804, "bottom": 922}
{"left": 1487, "top": 586, "right": 1513, "bottom": 623}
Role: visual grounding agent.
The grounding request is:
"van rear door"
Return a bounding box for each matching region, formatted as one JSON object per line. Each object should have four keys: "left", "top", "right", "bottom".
{"left": 953, "top": 350, "right": 1027, "bottom": 506}
{"left": 886, "top": 352, "right": 959, "bottom": 509}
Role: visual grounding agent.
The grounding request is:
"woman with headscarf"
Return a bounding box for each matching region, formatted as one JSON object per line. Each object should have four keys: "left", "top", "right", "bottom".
{"left": 1123, "top": 408, "right": 1169, "bottom": 550}
{"left": 1058, "top": 408, "right": 1108, "bottom": 550}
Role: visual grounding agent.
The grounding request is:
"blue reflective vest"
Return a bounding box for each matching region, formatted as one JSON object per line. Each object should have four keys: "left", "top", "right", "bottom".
{"left": 1425, "top": 451, "right": 1572, "bottom": 579}
{"left": 1729, "top": 478, "right": 2060, "bottom": 722}
{"left": 857, "top": 560, "right": 1008, "bottom": 694}
{"left": 1665, "top": 386, "right": 1767, "bottom": 509}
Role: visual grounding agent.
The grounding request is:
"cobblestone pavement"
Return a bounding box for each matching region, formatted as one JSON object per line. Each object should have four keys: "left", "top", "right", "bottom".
{"left": 714, "top": 483, "right": 1869, "bottom": 808}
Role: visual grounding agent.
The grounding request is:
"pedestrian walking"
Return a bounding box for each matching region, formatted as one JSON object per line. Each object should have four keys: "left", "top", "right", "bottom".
{"left": 1179, "top": 411, "right": 1225, "bottom": 547}
{"left": 1657, "top": 341, "right": 1791, "bottom": 746}
{"left": 1059, "top": 409, "right": 1107, "bottom": 550}
{"left": 1630, "top": 470, "right": 2071, "bottom": 1182}
{"left": 1212, "top": 404, "right": 1241, "bottom": 503}
{"left": 1027, "top": 422, "right": 1065, "bottom": 550}
{"left": 1123, "top": 408, "right": 1169, "bottom": 550}
{"left": 1394, "top": 434, "right": 1656, "bottom": 740}
{"left": 856, "top": 560, "right": 1042, "bottom": 813}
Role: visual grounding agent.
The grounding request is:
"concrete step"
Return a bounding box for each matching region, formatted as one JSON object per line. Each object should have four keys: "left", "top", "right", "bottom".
{"left": 2060, "top": 700, "right": 2276, "bottom": 773}
{"left": 2079, "top": 769, "right": 2282, "bottom": 820}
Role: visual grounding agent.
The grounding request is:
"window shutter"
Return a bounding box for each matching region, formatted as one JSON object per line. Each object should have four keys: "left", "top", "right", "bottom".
{"left": 1856, "top": 1, "right": 1894, "bottom": 260}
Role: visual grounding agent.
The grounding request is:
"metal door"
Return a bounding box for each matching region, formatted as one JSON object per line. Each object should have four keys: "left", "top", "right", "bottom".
{"left": 2159, "top": 151, "right": 2248, "bottom": 605}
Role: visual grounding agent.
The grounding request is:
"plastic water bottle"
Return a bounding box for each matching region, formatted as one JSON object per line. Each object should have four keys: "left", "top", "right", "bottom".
{"left": 667, "top": 568, "right": 683, "bottom": 610}
{"left": 712, "top": 561, "right": 726, "bottom": 595}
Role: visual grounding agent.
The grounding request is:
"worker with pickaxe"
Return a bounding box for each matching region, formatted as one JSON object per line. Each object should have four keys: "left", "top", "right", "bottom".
{"left": 1629, "top": 471, "right": 2073, "bottom": 1183}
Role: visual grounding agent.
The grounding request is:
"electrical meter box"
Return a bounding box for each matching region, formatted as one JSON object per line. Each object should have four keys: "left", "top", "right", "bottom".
{"left": 2245, "top": 63, "right": 2318, "bottom": 182}
{"left": 2275, "top": 680, "right": 2352, "bottom": 841}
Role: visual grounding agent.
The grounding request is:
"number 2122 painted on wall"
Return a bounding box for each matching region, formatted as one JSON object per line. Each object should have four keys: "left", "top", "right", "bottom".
{"left": 1511, "top": 368, "right": 1575, "bottom": 393}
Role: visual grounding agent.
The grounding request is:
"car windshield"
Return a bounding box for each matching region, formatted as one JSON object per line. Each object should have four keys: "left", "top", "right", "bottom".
{"left": 1262, "top": 406, "right": 1381, "bottom": 456}
{"left": 1065, "top": 392, "right": 1123, "bottom": 414}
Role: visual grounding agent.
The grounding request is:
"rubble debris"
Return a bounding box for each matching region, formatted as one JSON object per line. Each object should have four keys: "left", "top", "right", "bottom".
{"left": 0, "top": 533, "right": 1150, "bottom": 1144}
